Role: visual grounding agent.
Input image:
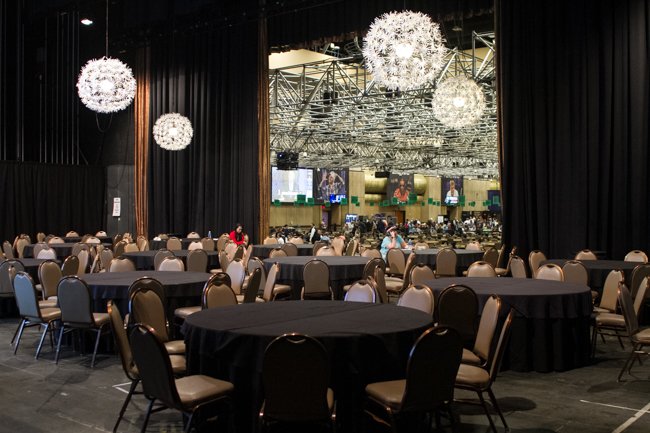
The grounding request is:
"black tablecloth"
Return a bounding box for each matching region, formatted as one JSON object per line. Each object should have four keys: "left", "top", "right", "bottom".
{"left": 421, "top": 277, "right": 593, "bottom": 372}
{"left": 251, "top": 243, "right": 314, "bottom": 258}
{"left": 23, "top": 243, "right": 76, "bottom": 258}
{"left": 542, "top": 259, "right": 638, "bottom": 289}
{"left": 407, "top": 248, "right": 485, "bottom": 270}
{"left": 62, "top": 236, "right": 112, "bottom": 245}
{"left": 17, "top": 258, "right": 60, "bottom": 282}
{"left": 122, "top": 250, "right": 220, "bottom": 271}
{"left": 262, "top": 256, "right": 369, "bottom": 299}
{"left": 182, "top": 301, "right": 433, "bottom": 433}
{"left": 150, "top": 238, "right": 199, "bottom": 250}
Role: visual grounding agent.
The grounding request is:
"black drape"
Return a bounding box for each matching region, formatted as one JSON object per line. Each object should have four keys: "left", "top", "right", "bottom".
{"left": 147, "top": 17, "right": 261, "bottom": 241}
{"left": 498, "top": 0, "right": 650, "bottom": 259}
{"left": 0, "top": 161, "right": 106, "bottom": 242}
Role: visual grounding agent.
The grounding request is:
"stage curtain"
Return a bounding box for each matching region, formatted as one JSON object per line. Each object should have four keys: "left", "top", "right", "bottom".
{"left": 134, "top": 46, "right": 151, "bottom": 239}
{"left": 257, "top": 16, "right": 271, "bottom": 243}
{"left": 497, "top": 0, "right": 650, "bottom": 259}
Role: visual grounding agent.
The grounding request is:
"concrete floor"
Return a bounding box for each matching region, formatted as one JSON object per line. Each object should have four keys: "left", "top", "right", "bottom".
{"left": 1, "top": 318, "right": 649, "bottom": 433}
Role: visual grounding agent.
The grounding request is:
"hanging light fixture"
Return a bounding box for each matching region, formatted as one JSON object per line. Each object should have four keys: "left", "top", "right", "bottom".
{"left": 363, "top": 11, "right": 447, "bottom": 90}
{"left": 76, "top": 0, "right": 136, "bottom": 113}
{"left": 153, "top": 113, "right": 193, "bottom": 151}
{"left": 432, "top": 75, "right": 486, "bottom": 129}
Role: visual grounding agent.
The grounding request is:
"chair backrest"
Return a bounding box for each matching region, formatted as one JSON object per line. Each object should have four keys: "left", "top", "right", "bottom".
{"left": 371, "top": 265, "right": 388, "bottom": 304}
{"left": 154, "top": 249, "right": 175, "bottom": 270}
{"left": 345, "top": 239, "right": 358, "bottom": 256}
{"left": 263, "top": 236, "right": 278, "bottom": 245}
{"left": 71, "top": 242, "right": 90, "bottom": 256}
{"left": 187, "top": 241, "right": 203, "bottom": 251}
{"left": 201, "top": 237, "right": 216, "bottom": 251}
{"left": 37, "top": 247, "right": 57, "bottom": 260}
{"left": 437, "top": 284, "right": 479, "bottom": 347}
{"left": 495, "top": 244, "right": 506, "bottom": 269}
{"left": 224, "top": 242, "right": 238, "bottom": 260}
{"left": 400, "top": 326, "right": 463, "bottom": 413}
{"left": 219, "top": 250, "right": 231, "bottom": 272}
{"left": 302, "top": 259, "right": 331, "bottom": 298}
{"left": 66, "top": 230, "right": 79, "bottom": 237}
{"left": 397, "top": 284, "right": 434, "bottom": 315}
{"left": 574, "top": 249, "right": 597, "bottom": 260}
{"left": 136, "top": 236, "right": 148, "bottom": 251}
{"left": 486, "top": 309, "right": 514, "bottom": 382}
{"left": 128, "top": 277, "right": 169, "bottom": 341}
{"left": 76, "top": 249, "right": 89, "bottom": 274}
{"left": 269, "top": 248, "right": 287, "bottom": 258}
{"left": 109, "top": 257, "right": 136, "bottom": 273}
{"left": 202, "top": 273, "right": 236, "bottom": 309}
{"left": 361, "top": 248, "right": 382, "bottom": 259}
{"left": 562, "top": 260, "right": 589, "bottom": 285}
{"left": 166, "top": 237, "right": 182, "bottom": 251}
{"left": 312, "top": 241, "right": 326, "bottom": 255}
{"left": 33, "top": 242, "right": 48, "bottom": 258}
{"left": 386, "top": 248, "right": 406, "bottom": 276}
{"left": 625, "top": 250, "right": 648, "bottom": 263}
{"left": 36, "top": 232, "right": 46, "bottom": 243}
{"left": 96, "top": 230, "right": 107, "bottom": 237}
{"left": 535, "top": 263, "right": 564, "bottom": 281}
{"left": 61, "top": 254, "right": 80, "bottom": 276}
{"left": 465, "top": 241, "right": 482, "bottom": 251}
{"left": 629, "top": 264, "right": 650, "bottom": 299}
{"left": 99, "top": 249, "right": 114, "bottom": 271}
{"left": 187, "top": 231, "right": 201, "bottom": 239}
{"left": 226, "top": 259, "right": 246, "bottom": 295}
{"left": 510, "top": 255, "right": 527, "bottom": 278}
{"left": 0, "top": 260, "right": 25, "bottom": 296}
{"left": 123, "top": 243, "right": 139, "bottom": 253}
{"left": 482, "top": 247, "right": 499, "bottom": 268}
{"left": 2, "top": 241, "right": 14, "bottom": 259}
{"left": 15, "top": 237, "right": 30, "bottom": 258}
{"left": 473, "top": 295, "right": 502, "bottom": 362}
{"left": 618, "top": 284, "right": 639, "bottom": 336}
{"left": 599, "top": 269, "right": 625, "bottom": 312}
{"left": 280, "top": 242, "right": 298, "bottom": 256}
{"left": 129, "top": 325, "right": 182, "bottom": 409}
{"left": 243, "top": 267, "right": 263, "bottom": 303}
{"left": 186, "top": 249, "right": 208, "bottom": 273}
{"left": 633, "top": 277, "right": 649, "bottom": 317}
{"left": 48, "top": 236, "right": 64, "bottom": 245}
{"left": 57, "top": 276, "right": 94, "bottom": 325}
{"left": 13, "top": 272, "right": 42, "bottom": 320}
{"left": 409, "top": 263, "right": 435, "bottom": 286}
{"left": 528, "top": 250, "right": 547, "bottom": 277}
{"left": 344, "top": 280, "right": 376, "bottom": 303}
{"left": 467, "top": 261, "right": 497, "bottom": 277}
{"left": 233, "top": 244, "right": 246, "bottom": 261}
{"left": 315, "top": 246, "right": 336, "bottom": 256}
{"left": 331, "top": 237, "right": 345, "bottom": 256}
{"left": 107, "top": 300, "right": 137, "bottom": 380}
{"left": 414, "top": 242, "right": 429, "bottom": 250}
{"left": 38, "top": 260, "right": 62, "bottom": 299}
{"left": 247, "top": 257, "right": 267, "bottom": 290}
{"left": 262, "top": 262, "right": 281, "bottom": 302}
{"left": 436, "top": 248, "right": 458, "bottom": 277}
{"left": 289, "top": 236, "right": 304, "bottom": 245}
{"left": 262, "top": 333, "right": 331, "bottom": 422}
{"left": 362, "top": 257, "right": 385, "bottom": 280}
{"left": 216, "top": 234, "right": 230, "bottom": 252}
{"left": 159, "top": 257, "right": 185, "bottom": 272}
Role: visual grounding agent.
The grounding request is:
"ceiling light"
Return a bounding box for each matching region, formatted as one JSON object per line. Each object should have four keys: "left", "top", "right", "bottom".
{"left": 77, "top": 57, "right": 136, "bottom": 113}
{"left": 153, "top": 113, "right": 193, "bottom": 151}
{"left": 363, "top": 10, "right": 447, "bottom": 90}
{"left": 432, "top": 75, "right": 485, "bottom": 129}
{"left": 80, "top": 18, "right": 94, "bottom": 26}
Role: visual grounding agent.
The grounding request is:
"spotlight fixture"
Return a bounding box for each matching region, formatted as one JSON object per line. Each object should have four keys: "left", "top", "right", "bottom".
{"left": 80, "top": 18, "right": 94, "bottom": 26}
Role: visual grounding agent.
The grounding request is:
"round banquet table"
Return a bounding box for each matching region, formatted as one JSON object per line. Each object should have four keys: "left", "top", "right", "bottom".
{"left": 122, "top": 250, "right": 220, "bottom": 271}
{"left": 62, "top": 236, "right": 113, "bottom": 245}
{"left": 251, "top": 243, "right": 314, "bottom": 258}
{"left": 405, "top": 248, "right": 485, "bottom": 271}
{"left": 150, "top": 238, "right": 199, "bottom": 250}
{"left": 262, "top": 256, "right": 369, "bottom": 299}
{"left": 541, "top": 259, "right": 638, "bottom": 290}
{"left": 182, "top": 301, "right": 433, "bottom": 433}
{"left": 79, "top": 271, "right": 211, "bottom": 318}
{"left": 23, "top": 243, "right": 76, "bottom": 259}
{"left": 421, "top": 277, "right": 593, "bottom": 372}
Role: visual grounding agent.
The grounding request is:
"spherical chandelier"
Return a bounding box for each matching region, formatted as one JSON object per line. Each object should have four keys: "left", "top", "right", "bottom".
{"left": 77, "top": 57, "right": 136, "bottom": 113}
{"left": 432, "top": 75, "right": 486, "bottom": 129}
{"left": 153, "top": 113, "right": 193, "bottom": 151}
{"left": 363, "top": 11, "right": 447, "bottom": 90}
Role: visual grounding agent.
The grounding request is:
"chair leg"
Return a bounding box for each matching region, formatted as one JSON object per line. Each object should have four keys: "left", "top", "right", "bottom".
{"left": 91, "top": 327, "right": 102, "bottom": 368}
{"left": 55, "top": 324, "right": 65, "bottom": 364}
{"left": 487, "top": 387, "right": 509, "bottom": 431}
{"left": 616, "top": 335, "right": 625, "bottom": 350}
{"left": 10, "top": 320, "right": 23, "bottom": 345}
{"left": 617, "top": 348, "right": 636, "bottom": 382}
{"left": 591, "top": 326, "right": 597, "bottom": 357}
{"left": 35, "top": 322, "right": 50, "bottom": 360}
{"left": 113, "top": 379, "right": 139, "bottom": 433}
{"left": 183, "top": 411, "right": 195, "bottom": 433}
{"left": 140, "top": 398, "right": 155, "bottom": 433}
{"left": 12, "top": 319, "right": 26, "bottom": 354}
{"left": 476, "top": 391, "right": 497, "bottom": 433}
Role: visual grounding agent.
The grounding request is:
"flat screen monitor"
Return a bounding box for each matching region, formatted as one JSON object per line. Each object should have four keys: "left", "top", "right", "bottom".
{"left": 271, "top": 167, "right": 313, "bottom": 202}
{"left": 441, "top": 176, "right": 463, "bottom": 206}
{"left": 329, "top": 194, "right": 346, "bottom": 203}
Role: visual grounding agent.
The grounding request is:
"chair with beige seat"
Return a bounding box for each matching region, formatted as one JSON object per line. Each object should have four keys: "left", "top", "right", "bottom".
{"left": 343, "top": 257, "right": 384, "bottom": 293}
{"left": 32, "top": 242, "right": 48, "bottom": 259}
{"left": 361, "top": 248, "right": 382, "bottom": 259}
{"left": 54, "top": 276, "right": 110, "bottom": 367}
{"left": 593, "top": 270, "right": 625, "bottom": 314}
{"left": 528, "top": 250, "right": 547, "bottom": 277}
{"left": 280, "top": 242, "right": 298, "bottom": 256}
{"left": 397, "top": 284, "right": 434, "bottom": 314}
{"left": 345, "top": 239, "right": 359, "bottom": 256}
{"left": 435, "top": 247, "right": 458, "bottom": 278}
{"left": 535, "top": 263, "right": 564, "bottom": 281}
{"left": 481, "top": 247, "right": 499, "bottom": 269}
{"left": 409, "top": 263, "right": 435, "bottom": 286}
{"left": 289, "top": 235, "right": 305, "bottom": 245}
{"left": 166, "top": 237, "right": 183, "bottom": 251}
{"left": 226, "top": 259, "right": 246, "bottom": 299}
{"left": 2, "top": 240, "right": 14, "bottom": 259}
{"left": 37, "top": 260, "right": 61, "bottom": 307}
{"left": 263, "top": 236, "right": 278, "bottom": 245}
{"left": 187, "top": 240, "right": 203, "bottom": 251}
{"left": 575, "top": 249, "right": 598, "bottom": 260}
{"left": 257, "top": 262, "right": 291, "bottom": 302}
{"left": 201, "top": 237, "right": 215, "bottom": 251}
{"left": 630, "top": 264, "right": 650, "bottom": 299}
{"left": 113, "top": 240, "right": 127, "bottom": 258}
{"left": 216, "top": 234, "right": 230, "bottom": 252}
{"left": 344, "top": 280, "right": 376, "bottom": 303}
{"left": 509, "top": 255, "right": 527, "bottom": 278}
{"left": 37, "top": 246, "right": 57, "bottom": 260}
{"left": 130, "top": 324, "right": 234, "bottom": 433}
{"left": 562, "top": 260, "right": 589, "bottom": 285}
{"left": 99, "top": 248, "right": 114, "bottom": 272}
{"left": 386, "top": 248, "right": 406, "bottom": 277}
{"left": 48, "top": 236, "right": 64, "bottom": 245}
{"left": 241, "top": 267, "right": 264, "bottom": 303}
{"left": 385, "top": 252, "right": 417, "bottom": 300}
{"left": 462, "top": 295, "right": 501, "bottom": 368}
{"left": 186, "top": 249, "right": 208, "bottom": 273}
{"left": 0, "top": 260, "right": 23, "bottom": 302}
{"left": 123, "top": 242, "right": 139, "bottom": 253}
{"left": 71, "top": 242, "right": 90, "bottom": 256}
{"left": 591, "top": 270, "right": 626, "bottom": 354}
{"left": 365, "top": 326, "right": 463, "bottom": 432}
{"left": 65, "top": 231, "right": 79, "bottom": 237}
{"left": 331, "top": 237, "right": 345, "bottom": 256}
{"left": 301, "top": 259, "right": 333, "bottom": 300}
{"left": 465, "top": 241, "right": 482, "bottom": 251}
{"left": 154, "top": 249, "right": 175, "bottom": 270}
{"left": 186, "top": 231, "right": 201, "bottom": 239}
{"left": 76, "top": 249, "right": 89, "bottom": 274}
{"left": 467, "top": 261, "right": 497, "bottom": 278}
{"left": 61, "top": 254, "right": 80, "bottom": 276}
{"left": 233, "top": 245, "right": 246, "bottom": 261}
{"left": 617, "top": 284, "right": 650, "bottom": 381}
{"left": 174, "top": 273, "right": 237, "bottom": 322}
{"left": 109, "top": 257, "right": 136, "bottom": 272}
{"left": 625, "top": 250, "right": 648, "bottom": 263}
{"left": 495, "top": 246, "right": 517, "bottom": 276}
{"left": 224, "top": 242, "right": 238, "bottom": 260}
{"left": 369, "top": 265, "right": 389, "bottom": 304}
{"left": 15, "top": 236, "right": 30, "bottom": 258}
{"left": 315, "top": 246, "right": 336, "bottom": 256}
{"left": 269, "top": 247, "right": 287, "bottom": 258}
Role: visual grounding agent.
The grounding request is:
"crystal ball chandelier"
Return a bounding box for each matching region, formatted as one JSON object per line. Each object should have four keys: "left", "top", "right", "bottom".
{"left": 432, "top": 75, "right": 486, "bottom": 129}
{"left": 153, "top": 113, "right": 194, "bottom": 151}
{"left": 76, "top": 57, "right": 136, "bottom": 113}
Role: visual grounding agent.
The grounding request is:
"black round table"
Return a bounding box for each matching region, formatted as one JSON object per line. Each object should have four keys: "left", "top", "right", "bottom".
{"left": 262, "top": 256, "right": 369, "bottom": 299}
{"left": 407, "top": 248, "right": 485, "bottom": 270}
{"left": 421, "top": 277, "right": 593, "bottom": 372}
{"left": 251, "top": 243, "right": 314, "bottom": 258}
{"left": 23, "top": 243, "right": 76, "bottom": 259}
{"left": 542, "top": 259, "right": 638, "bottom": 289}
{"left": 122, "top": 250, "right": 220, "bottom": 271}
{"left": 182, "top": 301, "right": 433, "bottom": 433}
{"left": 150, "top": 238, "right": 200, "bottom": 250}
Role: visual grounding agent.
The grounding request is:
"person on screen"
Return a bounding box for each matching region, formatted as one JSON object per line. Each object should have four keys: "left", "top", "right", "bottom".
{"left": 380, "top": 225, "right": 408, "bottom": 260}
{"left": 393, "top": 177, "right": 410, "bottom": 202}
{"left": 318, "top": 170, "right": 345, "bottom": 199}
{"left": 445, "top": 179, "right": 459, "bottom": 204}
{"left": 229, "top": 223, "right": 247, "bottom": 246}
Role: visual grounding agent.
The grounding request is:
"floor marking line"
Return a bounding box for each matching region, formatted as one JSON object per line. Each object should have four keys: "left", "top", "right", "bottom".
{"left": 611, "top": 400, "right": 650, "bottom": 433}
{"left": 112, "top": 382, "right": 133, "bottom": 394}
{"left": 580, "top": 399, "right": 650, "bottom": 414}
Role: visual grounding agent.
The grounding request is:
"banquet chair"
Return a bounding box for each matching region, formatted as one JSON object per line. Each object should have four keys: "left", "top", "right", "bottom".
{"left": 361, "top": 248, "right": 382, "bottom": 259}
{"left": 289, "top": 236, "right": 305, "bottom": 245}
{"left": 129, "top": 324, "right": 234, "bottom": 433}
{"left": 345, "top": 239, "right": 359, "bottom": 256}
{"left": 312, "top": 241, "right": 326, "bottom": 255}
{"left": 242, "top": 244, "right": 253, "bottom": 269}
{"left": 37, "top": 247, "right": 57, "bottom": 260}
{"left": 113, "top": 240, "right": 127, "bottom": 258}
{"left": 259, "top": 262, "right": 291, "bottom": 302}
{"left": 128, "top": 277, "right": 185, "bottom": 354}
{"left": 263, "top": 236, "right": 278, "bottom": 245}
{"left": 466, "top": 241, "right": 482, "bottom": 251}
{"left": 166, "top": 237, "right": 182, "bottom": 251}
{"left": 630, "top": 264, "right": 650, "bottom": 299}
{"left": 226, "top": 259, "right": 246, "bottom": 296}
{"left": 66, "top": 231, "right": 79, "bottom": 237}
{"left": 535, "top": 264, "right": 564, "bottom": 281}
{"left": 462, "top": 295, "right": 501, "bottom": 367}
{"left": 455, "top": 310, "right": 514, "bottom": 433}
{"left": 316, "top": 246, "right": 336, "bottom": 256}
{"left": 54, "top": 276, "right": 110, "bottom": 367}
{"left": 482, "top": 247, "right": 499, "bottom": 269}
{"left": 154, "top": 249, "right": 175, "bottom": 270}
{"left": 99, "top": 249, "right": 114, "bottom": 272}
{"left": 269, "top": 247, "right": 288, "bottom": 258}
{"left": 386, "top": 252, "right": 417, "bottom": 300}
{"left": 159, "top": 257, "right": 185, "bottom": 272}
{"left": 36, "top": 232, "right": 46, "bottom": 243}
{"left": 15, "top": 237, "right": 30, "bottom": 258}
{"left": 562, "top": 260, "right": 589, "bottom": 285}
{"left": 495, "top": 246, "right": 517, "bottom": 276}
{"left": 260, "top": 333, "right": 335, "bottom": 432}
{"left": 113, "top": 234, "right": 123, "bottom": 247}
{"left": 386, "top": 248, "right": 406, "bottom": 277}
{"left": 575, "top": 249, "right": 598, "bottom": 260}
{"left": 187, "top": 240, "right": 203, "bottom": 251}
{"left": 438, "top": 284, "right": 479, "bottom": 348}
{"left": 331, "top": 237, "right": 345, "bottom": 256}
{"left": 281, "top": 242, "right": 298, "bottom": 256}
{"left": 528, "top": 250, "right": 547, "bottom": 277}
{"left": 76, "top": 249, "right": 89, "bottom": 274}
{"left": 467, "top": 261, "right": 497, "bottom": 278}
{"left": 135, "top": 236, "right": 148, "bottom": 251}
{"left": 108, "top": 300, "right": 187, "bottom": 433}
{"left": 201, "top": 237, "right": 215, "bottom": 251}
{"left": 12, "top": 272, "right": 61, "bottom": 359}
{"left": 186, "top": 249, "right": 208, "bottom": 272}
{"left": 301, "top": 259, "right": 333, "bottom": 300}
{"left": 509, "top": 255, "right": 527, "bottom": 278}
{"left": 625, "top": 250, "right": 648, "bottom": 263}
{"left": 435, "top": 248, "right": 458, "bottom": 278}
{"left": 616, "top": 284, "right": 650, "bottom": 381}
{"left": 369, "top": 265, "right": 389, "bottom": 304}
{"left": 414, "top": 242, "right": 429, "bottom": 250}
{"left": 71, "top": 242, "right": 89, "bottom": 256}
{"left": 38, "top": 260, "right": 61, "bottom": 307}
{"left": 216, "top": 234, "right": 230, "bottom": 252}
{"left": 233, "top": 244, "right": 246, "bottom": 261}
{"left": 224, "top": 242, "right": 238, "bottom": 260}
{"left": 209, "top": 250, "right": 231, "bottom": 274}
{"left": 61, "top": 255, "right": 80, "bottom": 276}
{"left": 2, "top": 240, "right": 14, "bottom": 259}
{"left": 96, "top": 230, "right": 107, "bottom": 237}
{"left": 409, "top": 263, "right": 435, "bottom": 286}
{"left": 397, "top": 284, "right": 434, "bottom": 314}
{"left": 243, "top": 257, "right": 267, "bottom": 293}
{"left": 343, "top": 257, "right": 384, "bottom": 293}
{"left": 494, "top": 245, "right": 507, "bottom": 271}
{"left": 593, "top": 270, "right": 625, "bottom": 313}
{"left": 344, "top": 280, "right": 376, "bottom": 303}
{"left": 365, "top": 327, "right": 462, "bottom": 431}
{"left": 241, "top": 267, "right": 263, "bottom": 303}
{"left": 32, "top": 242, "right": 48, "bottom": 259}
{"left": 174, "top": 273, "right": 236, "bottom": 321}
{"left": 186, "top": 231, "right": 201, "bottom": 239}
{"left": 109, "top": 257, "right": 136, "bottom": 273}
{"left": 48, "top": 236, "right": 64, "bottom": 245}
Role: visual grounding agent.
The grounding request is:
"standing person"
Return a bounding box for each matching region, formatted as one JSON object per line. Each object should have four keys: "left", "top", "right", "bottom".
{"left": 229, "top": 223, "right": 247, "bottom": 246}
{"left": 309, "top": 224, "right": 317, "bottom": 243}
{"left": 380, "top": 225, "right": 407, "bottom": 260}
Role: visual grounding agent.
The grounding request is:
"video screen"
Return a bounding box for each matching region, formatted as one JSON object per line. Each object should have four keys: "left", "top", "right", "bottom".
{"left": 314, "top": 168, "right": 348, "bottom": 202}
{"left": 330, "top": 194, "right": 346, "bottom": 203}
{"left": 441, "top": 176, "right": 463, "bottom": 206}
{"left": 387, "top": 174, "right": 414, "bottom": 202}
{"left": 271, "top": 167, "right": 314, "bottom": 202}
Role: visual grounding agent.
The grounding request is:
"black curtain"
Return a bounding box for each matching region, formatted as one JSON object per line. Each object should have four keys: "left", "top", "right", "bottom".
{"left": 498, "top": 0, "right": 650, "bottom": 260}
{"left": 0, "top": 162, "right": 106, "bottom": 242}
{"left": 147, "top": 17, "right": 261, "bottom": 240}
